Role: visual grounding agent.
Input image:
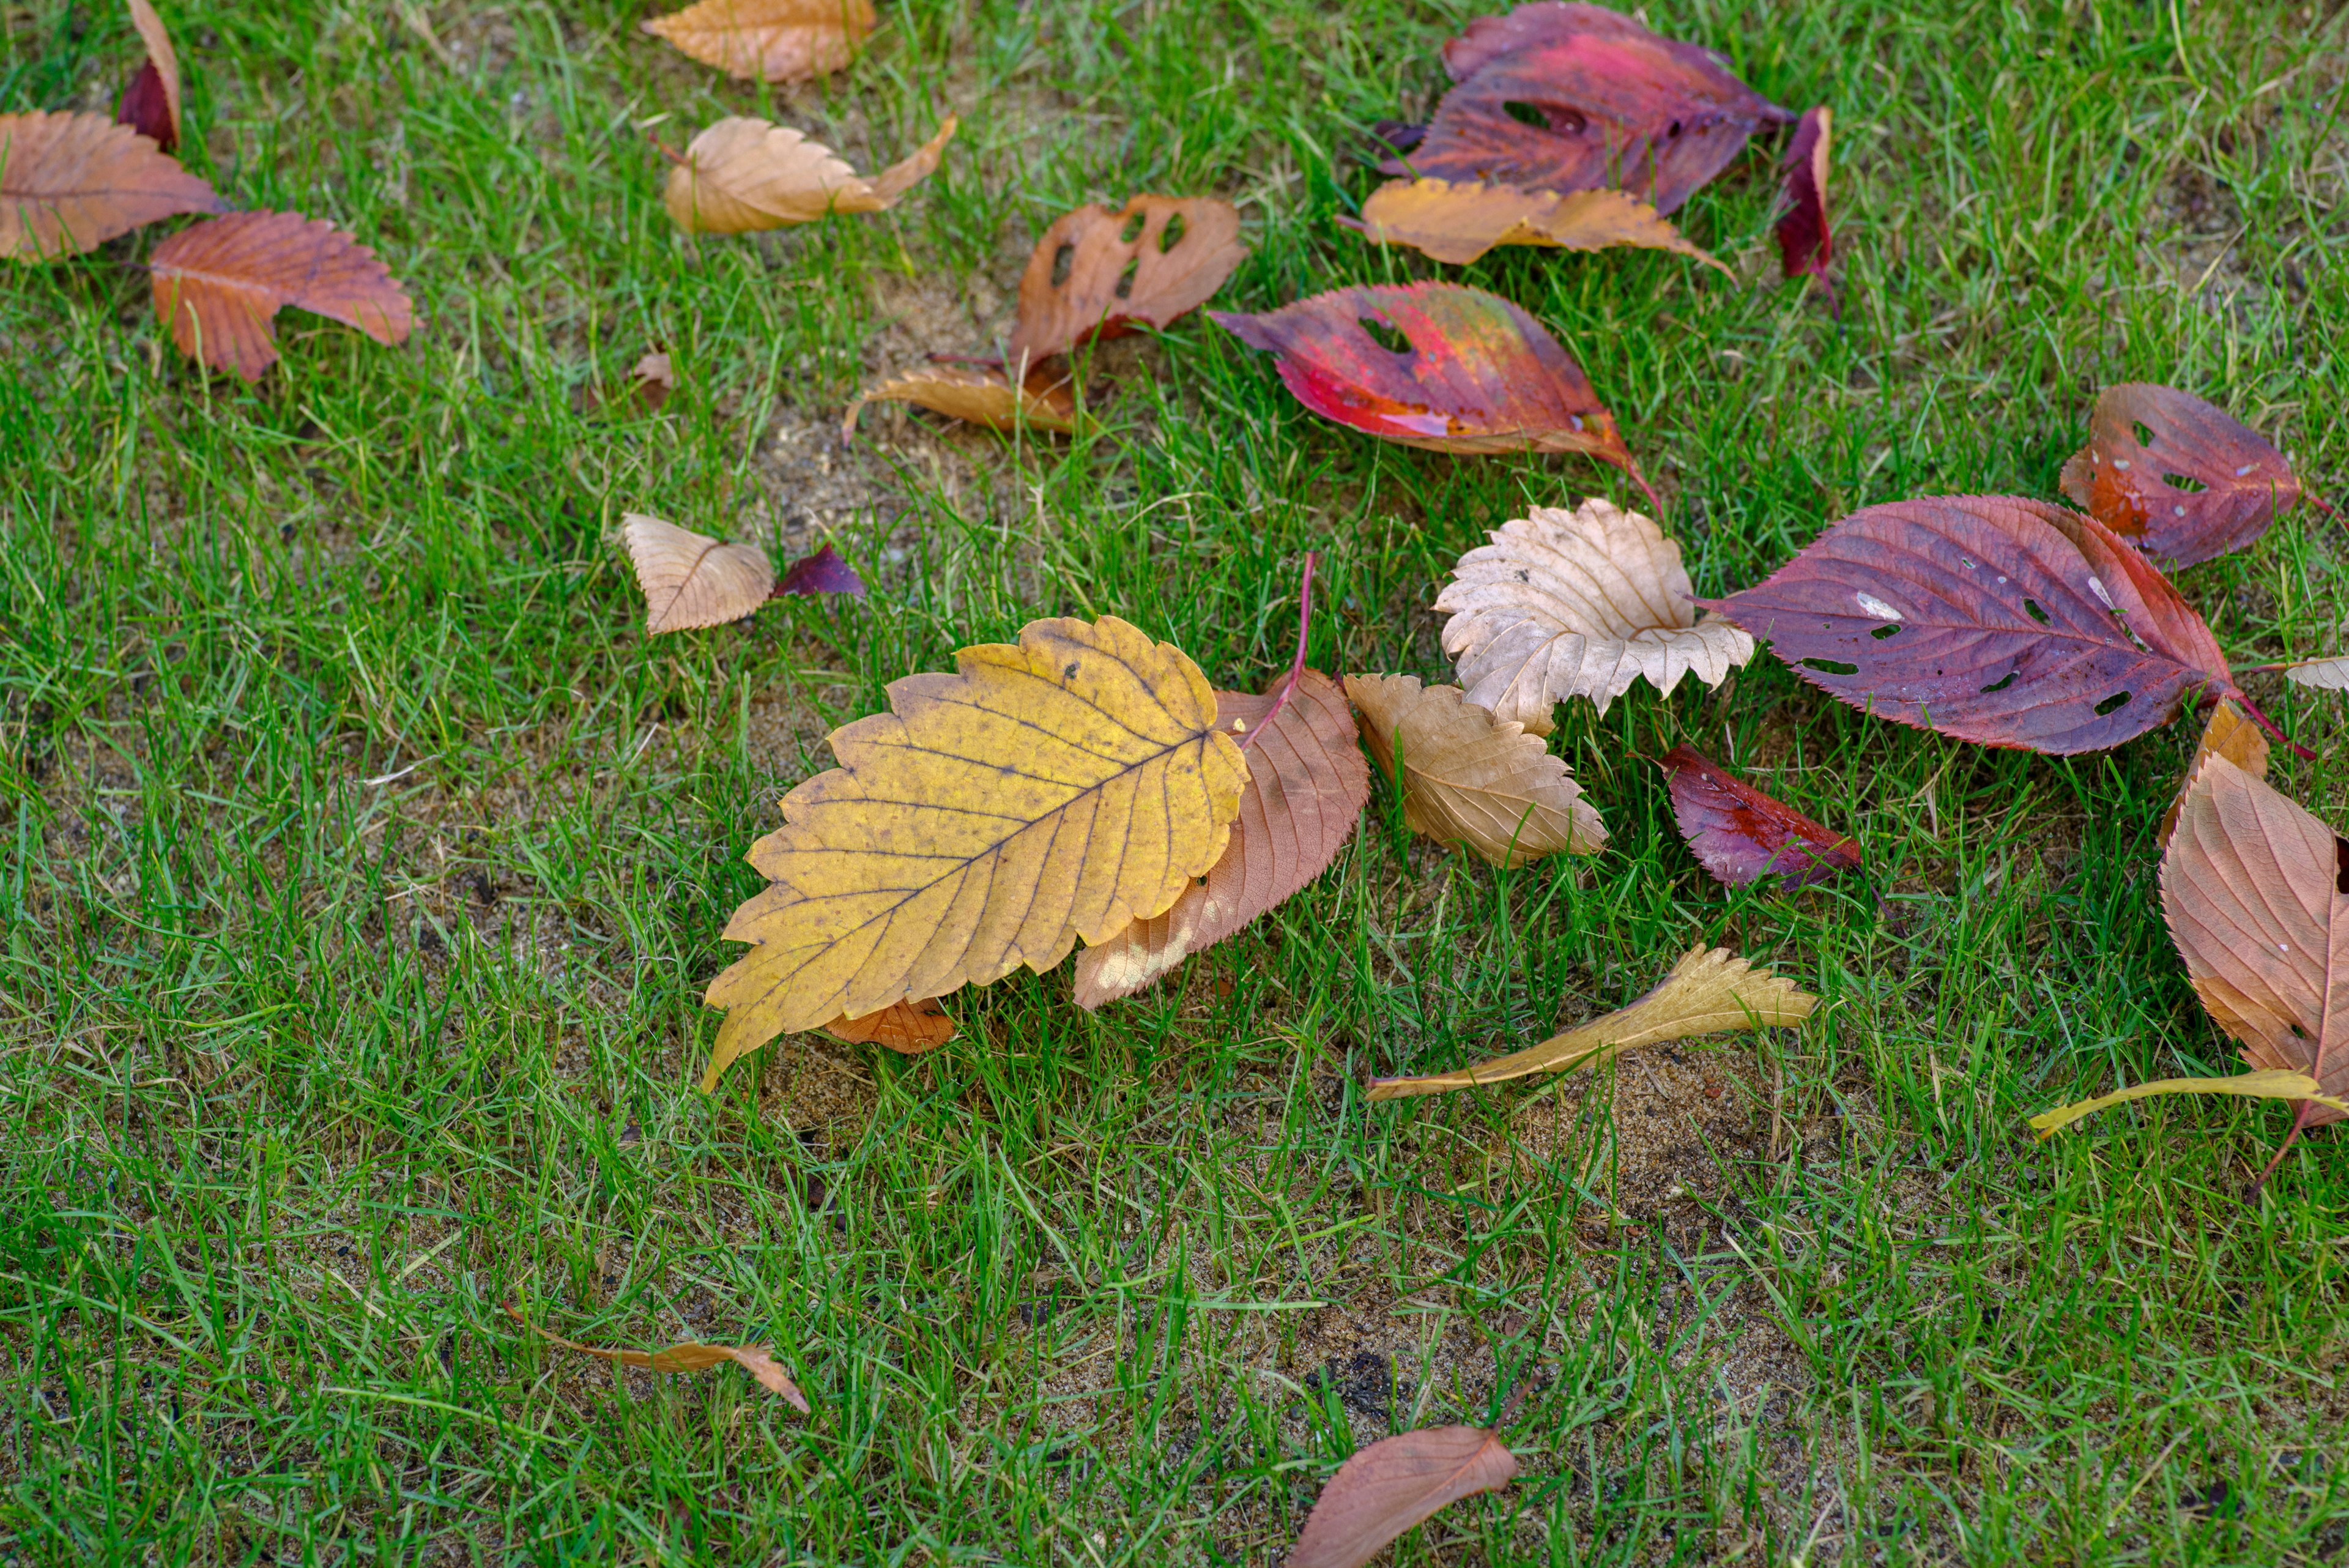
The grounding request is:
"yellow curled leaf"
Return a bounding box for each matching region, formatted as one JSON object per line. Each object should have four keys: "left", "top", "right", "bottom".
{"left": 2027, "top": 1069, "right": 2349, "bottom": 1139}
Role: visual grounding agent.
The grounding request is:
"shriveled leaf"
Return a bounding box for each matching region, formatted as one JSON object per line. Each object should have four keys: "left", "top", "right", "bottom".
{"left": 1394, "top": 3, "right": 1792, "bottom": 216}
{"left": 507, "top": 1307, "right": 809, "bottom": 1411}
{"left": 1775, "top": 105, "right": 1832, "bottom": 305}
{"left": 1435, "top": 496, "right": 1751, "bottom": 732}
{"left": 1661, "top": 745, "right": 1861, "bottom": 888}
{"left": 632, "top": 351, "right": 675, "bottom": 408}
{"left": 2060, "top": 384, "right": 2310, "bottom": 567}
{"left": 704, "top": 617, "right": 1248, "bottom": 1087}
{"left": 641, "top": 0, "right": 875, "bottom": 83}
{"left": 0, "top": 110, "right": 222, "bottom": 261}
{"left": 819, "top": 997, "right": 952, "bottom": 1053}
{"left": 664, "top": 116, "right": 954, "bottom": 234}
{"left": 1212, "top": 282, "right": 1650, "bottom": 503}
{"left": 1345, "top": 672, "right": 1603, "bottom": 867}
{"left": 149, "top": 210, "right": 414, "bottom": 381}
{"left": 1354, "top": 179, "right": 1724, "bottom": 271}
{"left": 622, "top": 513, "right": 774, "bottom": 634}
{"left": 777, "top": 543, "right": 866, "bottom": 598}
{"left": 1008, "top": 195, "right": 1246, "bottom": 368}
{"left": 2158, "top": 698, "right": 2268, "bottom": 850}
{"left": 1075, "top": 669, "right": 1368, "bottom": 1008}
{"left": 2028, "top": 1069, "right": 2347, "bottom": 1140}
{"left": 841, "top": 363, "right": 1078, "bottom": 442}
{"left": 1370, "top": 944, "right": 1815, "bottom": 1101}
{"left": 119, "top": 0, "right": 184, "bottom": 151}
{"left": 2283, "top": 656, "right": 2349, "bottom": 692}
{"left": 1290, "top": 1426, "right": 1519, "bottom": 1568}
{"left": 1701, "top": 495, "right": 2233, "bottom": 754}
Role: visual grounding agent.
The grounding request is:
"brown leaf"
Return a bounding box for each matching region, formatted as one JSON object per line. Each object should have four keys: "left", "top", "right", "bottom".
{"left": 820, "top": 997, "right": 954, "bottom": 1053}
{"left": 631, "top": 351, "right": 675, "bottom": 408}
{"left": 1370, "top": 945, "right": 1816, "bottom": 1101}
{"left": 1075, "top": 669, "right": 1369, "bottom": 1008}
{"left": 2158, "top": 698, "right": 2268, "bottom": 850}
{"left": 1345, "top": 673, "right": 1603, "bottom": 867}
{"left": 0, "top": 110, "right": 223, "bottom": 261}
{"left": 841, "top": 363, "right": 1079, "bottom": 442}
{"left": 664, "top": 116, "right": 954, "bottom": 234}
{"left": 1007, "top": 195, "right": 1246, "bottom": 368}
{"left": 1356, "top": 179, "right": 1724, "bottom": 270}
{"left": 622, "top": 513, "right": 775, "bottom": 634}
{"left": 149, "top": 210, "right": 414, "bottom": 381}
{"left": 1660, "top": 745, "right": 1861, "bottom": 888}
{"left": 2060, "top": 383, "right": 2312, "bottom": 567}
{"left": 640, "top": 0, "right": 875, "bottom": 83}
{"left": 2283, "top": 656, "right": 2349, "bottom": 692}
{"left": 1775, "top": 105, "right": 1832, "bottom": 305}
{"left": 507, "top": 1306, "right": 810, "bottom": 1411}
{"left": 1288, "top": 1426, "right": 1518, "bottom": 1568}
{"left": 119, "top": 0, "right": 184, "bottom": 151}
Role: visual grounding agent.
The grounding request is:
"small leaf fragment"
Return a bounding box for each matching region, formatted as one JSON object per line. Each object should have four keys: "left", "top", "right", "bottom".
{"left": 777, "top": 543, "right": 866, "bottom": 598}
{"left": 507, "top": 1306, "right": 810, "bottom": 1411}
{"left": 841, "top": 363, "right": 1078, "bottom": 442}
{"left": 2282, "top": 656, "right": 2349, "bottom": 692}
{"left": 1289, "top": 1426, "right": 1519, "bottom": 1568}
{"left": 1355, "top": 179, "right": 1725, "bottom": 270}
{"left": 1008, "top": 195, "right": 1247, "bottom": 368}
{"left": 1775, "top": 105, "right": 1833, "bottom": 307}
{"left": 149, "top": 210, "right": 415, "bottom": 381}
{"left": 819, "top": 997, "right": 952, "bottom": 1053}
{"left": 640, "top": 0, "right": 875, "bottom": 83}
{"left": 2158, "top": 697, "right": 2268, "bottom": 850}
{"left": 1661, "top": 745, "right": 1861, "bottom": 888}
{"left": 1345, "top": 673, "right": 1603, "bottom": 868}
{"left": 0, "top": 109, "right": 223, "bottom": 261}
{"left": 622, "top": 513, "right": 775, "bottom": 634}
{"left": 631, "top": 351, "right": 675, "bottom": 409}
{"left": 120, "top": 0, "right": 184, "bottom": 150}
{"left": 664, "top": 116, "right": 954, "bottom": 234}
{"left": 2059, "top": 384, "right": 2309, "bottom": 567}
{"left": 2028, "top": 1071, "right": 2347, "bottom": 1140}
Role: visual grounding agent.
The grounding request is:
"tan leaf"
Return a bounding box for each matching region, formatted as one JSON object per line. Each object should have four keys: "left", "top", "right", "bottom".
{"left": 703, "top": 617, "right": 1248, "bottom": 1087}
{"left": 2283, "top": 656, "right": 2349, "bottom": 692}
{"left": 622, "top": 513, "right": 774, "bottom": 634}
{"left": 819, "top": 997, "right": 954, "bottom": 1053}
{"left": 640, "top": 0, "right": 875, "bottom": 82}
{"left": 1436, "top": 497, "right": 1753, "bottom": 733}
{"left": 2158, "top": 698, "right": 2268, "bottom": 849}
{"left": 1370, "top": 945, "right": 1815, "bottom": 1101}
{"left": 1357, "top": 179, "right": 1726, "bottom": 271}
{"left": 1289, "top": 1426, "right": 1519, "bottom": 1568}
{"left": 663, "top": 116, "right": 954, "bottom": 234}
{"left": 126, "top": 0, "right": 184, "bottom": 149}
{"left": 507, "top": 1307, "right": 809, "bottom": 1411}
{"left": 2161, "top": 753, "right": 2349, "bottom": 1125}
{"left": 841, "top": 363, "right": 1080, "bottom": 442}
{"left": 1345, "top": 674, "right": 1603, "bottom": 867}
{"left": 1075, "top": 669, "right": 1369, "bottom": 1008}
{"left": 2028, "top": 1069, "right": 2348, "bottom": 1140}
{"left": 1006, "top": 195, "right": 1247, "bottom": 368}
{"left": 149, "top": 210, "right": 414, "bottom": 381}
{"left": 632, "top": 351, "right": 675, "bottom": 407}
{"left": 0, "top": 109, "right": 223, "bottom": 261}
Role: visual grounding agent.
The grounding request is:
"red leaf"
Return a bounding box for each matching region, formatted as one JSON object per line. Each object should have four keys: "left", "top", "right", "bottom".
{"left": 0, "top": 110, "right": 223, "bottom": 261}
{"left": 2059, "top": 383, "right": 2315, "bottom": 567}
{"left": 1775, "top": 105, "right": 1833, "bottom": 307}
{"left": 1699, "top": 496, "right": 2233, "bottom": 754}
{"left": 1211, "top": 281, "right": 1650, "bottom": 505}
{"left": 116, "top": 60, "right": 176, "bottom": 152}
{"left": 150, "top": 210, "right": 414, "bottom": 381}
{"left": 776, "top": 543, "right": 866, "bottom": 598}
{"left": 1661, "top": 745, "right": 1860, "bottom": 888}
{"left": 1290, "top": 1426, "right": 1519, "bottom": 1568}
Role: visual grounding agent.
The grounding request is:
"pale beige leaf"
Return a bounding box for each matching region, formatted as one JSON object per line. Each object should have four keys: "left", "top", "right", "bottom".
{"left": 1290, "top": 1426, "right": 1518, "bottom": 1568}
{"left": 2158, "top": 698, "right": 2267, "bottom": 849}
{"left": 622, "top": 513, "right": 774, "bottom": 634}
{"left": 2027, "top": 1069, "right": 2347, "bottom": 1140}
{"left": 508, "top": 1307, "right": 809, "bottom": 1411}
{"left": 1346, "top": 674, "right": 1603, "bottom": 866}
{"left": 127, "top": 0, "right": 183, "bottom": 149}
{"left": 0, "top": 110, "right": 222, "bottom": 260}
{"left": 632, "top": 351, "right": 675, "bottom": 403}
{"left": 663, "top": 116, "right": 954, "bottom": 234}
{"left": 1358, "top": 178, "right": 1726, "bottom": 272}
{"left": 841, "top": 364, "right": 1079, "bottom": 442}
{"left": 641, "top": 0, "right": 875, "bottom": 82}
{"left": 1370, "top": 945, "right": 1815, "bottom": 1101}
{"left": 819, "top": 997, "right": 954, "bottom": 1053}
{"left": 1436, "top": 497, "right": 1753, "bottom": 733}
{"left": 2283, "top": 655, "right": 2349, "bottom": 692}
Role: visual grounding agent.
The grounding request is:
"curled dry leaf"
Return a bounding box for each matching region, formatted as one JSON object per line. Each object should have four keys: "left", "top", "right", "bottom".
{"left": 1353, "top": 179, "right": 1725, "bottom": 270}
{"left": 1212, "top": 282, "right": 1650, "bottom": 505}
{"left": 507, "top": 1306, "right": 809, "bottom": 1412}
{"left": 1775, "top": 105, "right": 1833, "bottom": 306}
{"left": 1075, "top": 669, "right": 1369, "bottom": 1008}
{"left": 1370, "top": 944, "right": 1816, "bottom": 1100}
{"left": 0, "top": 110, "right": 222, "bottom": 260}
{"left": 2157, "top": 697, "right": 2268, "bottom": 850}
{"left": 1288, "top": 1426, "right": 1519, "bottom": 1568}
{"left": 777, "top": 542, "right": 866, "bottom": 598}
{"left": 841, "top": 363, "right": 1078, "bottom": 443}
{"left": 149, "top": 210, "right": 415, "bottom": 381}
{"left": 1436, "top": 496, "right": 1751, "bottom": 733}
{"left": 118, "top": 0, "right": 183, "bottom": 151}
{"left": 819, "top": 997, "right": 954, "bottom": 1053}
{"left": 704, "top": 617, "right": 1247, "bottom": 1087}
{"left": 1702, "top": 496, "right": 2233, "bottom": 754}
{"left": 631, "top": 351, "right": 675, "bottom": 408}
{"left": 664, "top": 116, "right": 955, "bottom": 234}
{"left": 2060, "top": 383, "right": 2317, "bottom": 567}
{"left": 1007, "top": 195, "right": 1247, "bottom": 368}
{"left": 641, "top": 0, "right": 875, "bottom": 83}
{"left": 2028, "top": 1069, "right": 2347, "bottom": 1140}
{"left": 623, "top": 513, "right": 775, "bottom": 634}
{"left": 1345, "top": 673, "right": 1603, "bottom": 868}
{"left": 1661, "top": 746, "right": 1861, "bottom": 888}
{"left": 2282, "top": 656, "right": 2349, "bottom": 692}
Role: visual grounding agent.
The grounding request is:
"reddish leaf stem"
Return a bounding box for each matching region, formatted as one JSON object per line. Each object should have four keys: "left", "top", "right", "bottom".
{"left": 2226, "top": 685, "right": 2317, "bottom": 760}
{"left": 1239, "top": 551, "right": 1317, "bottom": 754}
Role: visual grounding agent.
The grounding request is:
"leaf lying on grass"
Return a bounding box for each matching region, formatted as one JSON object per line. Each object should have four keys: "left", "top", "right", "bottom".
{"left": 1346, "top": 673, "right": 1603, "bottom": 868}
{"left": 664, "top": 115, "right": 954, "bottom": 234}
{"left": 624, "top": 514, "right": 774, "bottom": 633}
{"left": 1288, "top": 1425, "right": 1518, "bottom": 1568}
{"left": 149, "top": 210, "right": 414, "bottom": 381}
{"left": 777, "top": 542, "right": 866, "bottom": 598}
{"left": 642, "top": 0, "right": 875, "bottom": 83}
{"left": 1008, "top": 195, "right": 1246, "bottom": 366}
{"left": 841, "top": 363, "right": 1078, "bottom": 442}
{"left": 2027, "top": 1070, "right": 2347, "bottom": 1140}
{"left": 507, "top": 1306, "right": 809, "bottom": 1411}
{"left": 2060, "top": 383, "right": 2321, "bottom": 567}
{"left": 820, "top": 997, "right": 954, "bottom": 1053}
{"left": 0, "top": 109, "right": 223, "bottom": 259}
{"left": 1661, "top": 745, "right": 1861, "bottom": 889}
{"left": 117, "top": 0, "right": 183, "bottom": 152}
{"left": 1775, "top": 105, "right": 1833, "bottom": 308}
{"left": 1353, "top": 179, "right": 1724, "bottom": 270}
{"left": 1369, "top": 944, "right": 1813, "bottom": 1100}
{"left": 2282, "top": 656, "right": 2349, "bottom": 691}
{"left": 2158, "top": 697, "right": 2268, "bottom": 849}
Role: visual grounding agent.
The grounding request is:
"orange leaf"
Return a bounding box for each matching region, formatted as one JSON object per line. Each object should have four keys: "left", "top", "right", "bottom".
{"left": 2060, "top": 383, "right": 2311, "bottom": 566}
{"left": 841, "top": 363, "right": 1079, "bottom": 442}
{"left": 1006, "top": 195, "right": 1247, "bottom": 367}
{"left": 819, "top": 997, "right": 954, "bottom": 1053}
{"left": 1356, "top": 179, "right": 1723, "bottom": 271}
{"left": 507, "top": 1306, "right": 809, "bottom": 1411}
{"left": 2158, "top": 698, "right": 2268, "bottom": 849}
{"left": 642, "top": 0, "right": 875, "bottom": 83}
{"left": 1289, "top": 1426, "right": 1518, "bottom": 1568}
{"left": 149, "top": 210, "right": 413, "bottom": 381}
{"left": 0, "top": 110, "right": 223, "bottom": 261}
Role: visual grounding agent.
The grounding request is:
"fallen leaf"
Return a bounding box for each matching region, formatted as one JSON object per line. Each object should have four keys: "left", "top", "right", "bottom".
{"left": 1775, "top": 105, "right": 1832, "bottom": 306}
{"left": 1701, "top": 495, "right": 2234, "bottom": 754}
{"left": 1661, "top": 746, "right": 1861, "bottom": 888}
{"left": 1212, "top": 281, "right": 1650, "bottom": 505}
{"left": 117, "top": 61, "right": 174, "bottom": 152}
{"left": 1435, "top": 496, "right": 1752, "bottom": 732}
{"left": 664, "top": 115, "right": 955, "bottom": 234}
{"left": 1006, "top": 195, "right": 1247, "bottom": 369}
{"left": 149, "top": 210, "right": 414, "bottom": 381}
{"left": 631, "top": 351, "right": 675, "bottom": 408}
{"left": 820, "top": 997, "right": 953, "bottom": 1053}
{"left": 2060, "top": 384, "right": 2314, "bottom": 567}
{"left": 1345, "top": 672, "right": 1603, "bottom": 867}
{"left": 1075, "top": 669, "right": 1368, "bottom": 1008}
{"left": 0, "top": 109, "right": 222, "bottom": 261}
{"left": 123, "top": 0, "right": 183, "bottom": 150}
{"left": 641, "top": 0, "right": 875, "bottom": 83}
{"left": 623, "top": 513, "right": 774, "bottom": 634}
{"left": 840, "top": 363, "right": 1078, "bottom": 442}
{"left": 2283, "top": 656, "right": 2349, "bottom": 692}
{"left": 1289, "top": 1426, "right": 1519, "bottom": 1568}
{"left": 777, "top": 543, "right": 866, "bottom": 598}
{"left": 507, "top": 1306, "right": 809, "bottom": 1411}
{"left": 1354, "top": 179, "right": 1724, "bottom": 270}
{"left": 2158, "top": 698, "right": 2268, "bottom": 850}
{"left": 703, "top": 616, "right": 1248, "bottom": 1086}
{"left": 1393, "top": 3, "right": 1792, "bottom": 216}
{"left": 2028, "top": 1069, "right": 2347, "bottom": 1140}
{"left": 1370, "top": 944, "right": 1816, "bottom": 1100}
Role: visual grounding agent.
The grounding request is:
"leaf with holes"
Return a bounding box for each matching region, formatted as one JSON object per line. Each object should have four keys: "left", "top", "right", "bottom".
{"left": 664, "top": 116, "right": 954, "bottom": 234}
{"left": 2060, "top": 384, "right": 2320, "bottom": 567}
{"left": 1212, "top": 282, "right": 1650, "bottom": 505}
{"left": 1345, "top": 673, "right": 1603, "bottom": 867}
{"left": 508, "top": 1307, "right": 809, "bottom": 1411}
{"left": 1775, "top": 105, "right": 1833, "bottom": 307}
{"left": 820, "top": 997, "right": 953, "bottom": 1053}
{"left": 777, "top": 543, "right": 866, "bottom": 598}
{"left": 841, "top": 363, "right": 1078, "bottom": 442}
{"left": 623, "top": 514, "right": 774, "bottom": 634}
{"left": 1353, "top": 179, "right": 1724, "bottom": 270}
{"left": 1288, "top": 1426, "right": 1519, "bottom": 1568}
{"left": 1661, "top": 746, "right": 1861, "bottom": 889}
{"left": 117, "top": 0, "right": 183, "bottom": 152}
{"left": 1699, "top": 496, "right": 2235, "bottom": 754}
{"left": 0, "top": 110, "right": 222, "bottom": 260}
{"left": 1007, "top": 195, "right": 1245, "bottom": 368}
{"left": 1075, "top": 669, "right": 1368, "bottom": 1008}
{"left": 641, "top": 0, "right": 875, "bottom": 83}
{"left": 150, "top": 210, "right": 414, "bottom": 381}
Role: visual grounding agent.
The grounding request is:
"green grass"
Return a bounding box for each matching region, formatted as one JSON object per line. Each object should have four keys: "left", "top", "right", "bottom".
{"left": 4, "top": 0, "right": 2348, "bottom": 1560}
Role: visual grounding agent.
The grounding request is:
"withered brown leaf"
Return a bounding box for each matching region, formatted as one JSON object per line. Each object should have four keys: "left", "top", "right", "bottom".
{"left": 1007, "top": 195, "right": 1246, "bottom": 368}
{"left": 149, "top": 210, "right": 414, "bottom": 381}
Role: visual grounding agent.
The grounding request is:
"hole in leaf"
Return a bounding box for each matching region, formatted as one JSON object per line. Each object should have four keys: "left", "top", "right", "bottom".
{"left": 2024, "top": 599, "right": 2052, "bottom": 625}
{"left": 1359, "top": 316, "right": 1412, "bottom": 354}
{"left": 1503, "top": 101, "right": 1548, "bottom": 128}
{"left": 2336, "top": 837, "right": 2348, "bottom": 896}
{"left": 1870, "top": 623, "right": 1901, "bottom": 640}
{"left": 1119, "top": 211, "right": 1146, "bottom": 243}
{"left": 1050, "top": 243, "right": 1075, "bottom": 288}
{"left": 2133, "top": 420, "right": 2156, "bottom": 447}
{"left": 1159, "top": 210, "right": 1187, "bottom": 251}
{"left": 1666, "top": 119, "right": 1683, "bottom": 137}
{"left": 1801, "top": 658, "right": 1860, "bottom": 675}
{"left": 2094, "top": 690, "right": 2132, "bottom": 715}
{"left": 1980, "top": 671, "right": 2019, "bottom": 694}
{"left": 1114, "top": 258, "right": 1138, "bottom": 300}
{"left": 2162, "top": 472, "right": 2207, "bottom": 492}
{"left": 2291, "top": 1022, "right": 2309, "bottom": 1040}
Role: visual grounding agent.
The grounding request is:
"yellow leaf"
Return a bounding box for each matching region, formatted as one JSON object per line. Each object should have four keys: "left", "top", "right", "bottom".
{"left": 1357, "top": 179, "right": 1727, "bottom": 272}
{"left": 2027, "top": 1069, "right": 2349, "bottom": 1140}
{"left": 622, "top": 513, "right": 773, "bottom": 634}
{"left": 663, "top": 116, "right": 954, "bottom": 234}
{"left": 841, "top": 364, "right": 1079, "bottom": 443}
{"left": 1345, "top": 672, "right": 1603, "bottom": 866}
{"left": 704, "top": 616, "right": 1247, "bottom": 1087}
{"left": 640, "top": 0, "right": 875, "bottom": 83}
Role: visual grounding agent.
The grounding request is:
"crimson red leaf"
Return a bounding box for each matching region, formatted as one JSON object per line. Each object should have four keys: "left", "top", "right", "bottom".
{"left": 776, "top": 543, "right": 866, "bottom": 598}
{"left": 2059, "top": 383, "right": 2315, "bottom": 567}
{"left": 1661, "top": 745, "right": 1860, "bottom": 888}
{"left": 116, "top": 61, "right": 175, "bottom": 152}
{"left": 1775, "top": 105, "right": 1832, "bottom": 307}
{"left": 1698, "top": 496, "right": 2233, "bottom": 754}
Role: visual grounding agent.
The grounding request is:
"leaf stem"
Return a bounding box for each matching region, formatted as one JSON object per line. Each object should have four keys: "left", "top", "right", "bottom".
{"left": 1239, "top": 551, "right": 1318, "bottom": 753}
{"left": 2227, "top": 685, "right": 2317, "bottom": 760}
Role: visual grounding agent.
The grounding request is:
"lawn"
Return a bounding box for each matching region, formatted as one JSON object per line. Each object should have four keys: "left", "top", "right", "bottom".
{"left": 3, "top": 0, "right": 2347, "bottom": 1561}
